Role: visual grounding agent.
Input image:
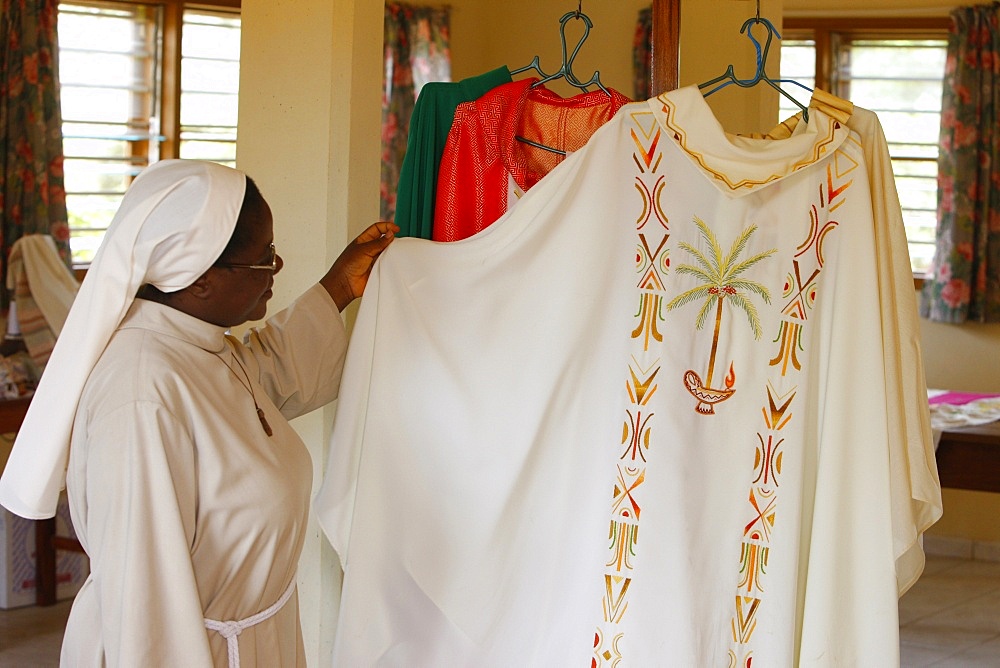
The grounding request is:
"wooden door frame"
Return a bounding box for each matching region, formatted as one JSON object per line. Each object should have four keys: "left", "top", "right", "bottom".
{"left": 651, "top": 0, "right": 681, "bottom": 94}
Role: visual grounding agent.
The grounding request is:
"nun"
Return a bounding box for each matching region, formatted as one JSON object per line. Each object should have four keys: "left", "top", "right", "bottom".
{"left": 0, "top": 159, "right": 396, "bottom": 666}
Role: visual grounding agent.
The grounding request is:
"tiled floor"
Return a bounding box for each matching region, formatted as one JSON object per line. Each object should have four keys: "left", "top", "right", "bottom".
{"left": 1, "top": 555, "right": 999, "bottom": 666}
{"left": 899, "top": 555, "right": 1000, "bottom": 666}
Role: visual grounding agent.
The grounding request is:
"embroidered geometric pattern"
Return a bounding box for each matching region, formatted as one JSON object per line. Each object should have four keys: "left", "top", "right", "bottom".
{"left": 592, "top": 108, "right": 668, "bottom": 667}
{"left": 655, "top": 94, "right": 843, "bottom": 194}
{"left": 727, "top": 145, "right": 857, "bottom": 666}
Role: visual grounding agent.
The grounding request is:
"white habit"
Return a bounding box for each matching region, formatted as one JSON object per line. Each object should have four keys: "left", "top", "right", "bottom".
{"left": 63, "top": 285, "right": 346, "bottom": 666}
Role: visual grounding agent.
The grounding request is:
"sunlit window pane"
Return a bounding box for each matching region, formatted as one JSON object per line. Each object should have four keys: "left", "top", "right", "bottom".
{"left": 778, "top": 39, "right": 815, "bottom": 118}
{"left": 179, "top": 9, "right": 240, "bottom": 164}
{"left": 58, "top": 2, "right": 161, "bottom": 266}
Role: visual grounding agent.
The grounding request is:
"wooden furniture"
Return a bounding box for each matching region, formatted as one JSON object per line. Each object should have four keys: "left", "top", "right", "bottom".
{"left": 0, "top": 395, "right": 86, "bottom": 606}
{"left": 0, "top": 395, "right": 31, "bottom": 433}
{"left": 34, "top": 515, "right": 86, "bottom": 606}
{"left": 936, "top": 421, "right": 1000, "bottom": 494}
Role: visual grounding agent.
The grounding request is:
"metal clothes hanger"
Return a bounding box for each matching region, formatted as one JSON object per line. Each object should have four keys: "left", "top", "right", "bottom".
{"left": 698, "top": 0, "right": 812, "bottom": 122}
{"left": 509, "top": 55, "right": 554, "bottom": 80}
{"left": 531, "top": 5, "right": 610, "bottom": 97}
{"left": 514, "top": 3, "right": 609, "bottom": 156}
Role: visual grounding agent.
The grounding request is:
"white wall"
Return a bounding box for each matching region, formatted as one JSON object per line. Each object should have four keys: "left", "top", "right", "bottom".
{"left": 446, "top": 0, "right": 782, "bottom": 134}
{"left": 675, "top": 0, "right": 785, "bottom": 133}
{"left": 448, "top": 0, "right": 782, "bottom": 134}
{"left": 447, "top": 0, "right": 651, "bottom": 97}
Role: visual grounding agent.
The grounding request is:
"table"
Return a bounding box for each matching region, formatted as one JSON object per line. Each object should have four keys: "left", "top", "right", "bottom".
{"left": 0, "top": 395, "right": 31, "bottom": 433}
{"left": 936, "top": 420, "right": 1000, "bottom": 494}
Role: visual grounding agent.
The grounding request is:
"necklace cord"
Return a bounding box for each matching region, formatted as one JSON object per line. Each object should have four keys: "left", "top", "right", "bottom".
{"left": 221, "top": 352, "right": 274, "bottom": 437}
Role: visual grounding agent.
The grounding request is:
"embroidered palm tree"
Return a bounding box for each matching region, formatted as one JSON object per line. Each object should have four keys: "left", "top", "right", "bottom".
{"left": 667, "top": 216, "right": 776, "bottom": 414}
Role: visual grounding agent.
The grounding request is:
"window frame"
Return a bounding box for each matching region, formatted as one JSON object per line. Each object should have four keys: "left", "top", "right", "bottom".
{"left": 127, "top": 0, "right": 241, "bottom": 159}
{"left": 782, "top": 18, "right": 951, "bottom": 93}
{"left": 176, "top": 5, "right": 243, "bottom": 167}
{"left": 782, "top": 16, "right": 951, "bottom": 286}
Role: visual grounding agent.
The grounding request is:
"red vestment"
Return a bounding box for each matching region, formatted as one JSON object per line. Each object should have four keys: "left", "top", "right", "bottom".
{"left": 433, "top": 78, "right": 630, "bottom": 241}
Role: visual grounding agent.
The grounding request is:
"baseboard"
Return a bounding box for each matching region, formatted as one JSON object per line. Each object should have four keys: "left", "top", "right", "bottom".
{"left": 923, "top": 534, "right": 1000, "bottom": 562}
{"left": 972, "top": 539, "right": 1000, "bottom": 562}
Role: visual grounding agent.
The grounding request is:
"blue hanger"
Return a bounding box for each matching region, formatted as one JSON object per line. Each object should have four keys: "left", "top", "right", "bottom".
{"left": 512, "top": 4, "right": 610, "bottom": 156}
{"left": 512, "top": 4, "right": 610, "bottom": 97}
{"left": 698, "top": 11, "right": 812, "bottom": 122}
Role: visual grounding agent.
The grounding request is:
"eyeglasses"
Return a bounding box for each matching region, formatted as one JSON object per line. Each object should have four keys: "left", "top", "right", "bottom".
{"left": 215, "top": 243, "right": 277, "bottom": 272}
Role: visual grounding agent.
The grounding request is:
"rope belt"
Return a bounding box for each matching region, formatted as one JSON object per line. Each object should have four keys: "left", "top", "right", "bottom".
{"left": 204, "top": 578, "right": 296, "bottom": 668}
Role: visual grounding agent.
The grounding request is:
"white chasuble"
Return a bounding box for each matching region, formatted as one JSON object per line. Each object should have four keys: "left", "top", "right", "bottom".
{"left": 316, "top": 86, "right": 941, "bottom": 667}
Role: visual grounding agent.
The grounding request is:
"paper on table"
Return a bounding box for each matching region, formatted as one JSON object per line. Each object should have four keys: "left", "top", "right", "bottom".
{"left": 930, "top": 395, "right": 1000, "bottom": 432}
{"left": 926, "top": 390, "right": 1000, "bottom": 450}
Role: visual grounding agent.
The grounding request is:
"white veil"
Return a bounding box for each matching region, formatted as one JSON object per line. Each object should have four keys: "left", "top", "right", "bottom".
{"left": 0, "top": 159, "right": 246, "bottom": 519}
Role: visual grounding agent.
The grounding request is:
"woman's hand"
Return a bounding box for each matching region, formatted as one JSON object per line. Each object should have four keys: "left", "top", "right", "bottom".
{"left": 321, "top": 221, "right": 399, "bottom": 311}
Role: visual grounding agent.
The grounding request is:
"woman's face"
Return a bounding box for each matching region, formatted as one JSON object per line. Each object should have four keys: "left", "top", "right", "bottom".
{"left": 205, "top": 199, "right": 284, "bottom": 327}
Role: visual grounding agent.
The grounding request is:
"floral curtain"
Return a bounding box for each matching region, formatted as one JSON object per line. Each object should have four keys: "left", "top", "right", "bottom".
{"left": 381, "top": 3, "right": 451, "bottom": 222}
{"left": 633, "top": 5, "right": 653, "bottom": 102}
{"left": 921, "top": 2, "right": 1000, "bottom": 323}
{"left": 0, "top": 0, "right": 71, "bottom": 305}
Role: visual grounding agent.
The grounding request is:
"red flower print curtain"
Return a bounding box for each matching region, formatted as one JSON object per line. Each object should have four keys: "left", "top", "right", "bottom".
{"left": 0, "top": 0, "right": 71, "bottom": 303}
{"left": 381, "top": 3, "right": 450, "bottom": 222}
{"left": 921, "top": 2, "right": 1000, "bottom": 323}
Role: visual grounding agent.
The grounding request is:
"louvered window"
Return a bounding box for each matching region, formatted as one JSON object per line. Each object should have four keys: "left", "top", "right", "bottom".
{"left": 57, "top": 1, "right": 240, "bottom": 266}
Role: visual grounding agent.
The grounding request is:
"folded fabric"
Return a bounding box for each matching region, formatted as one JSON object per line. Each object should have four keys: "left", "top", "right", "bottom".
{"left": 930, "top": 396, "right": 1000, "bottom": 431}
{"left": 5, "top": 234, "right": 80, "bottom": 368}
